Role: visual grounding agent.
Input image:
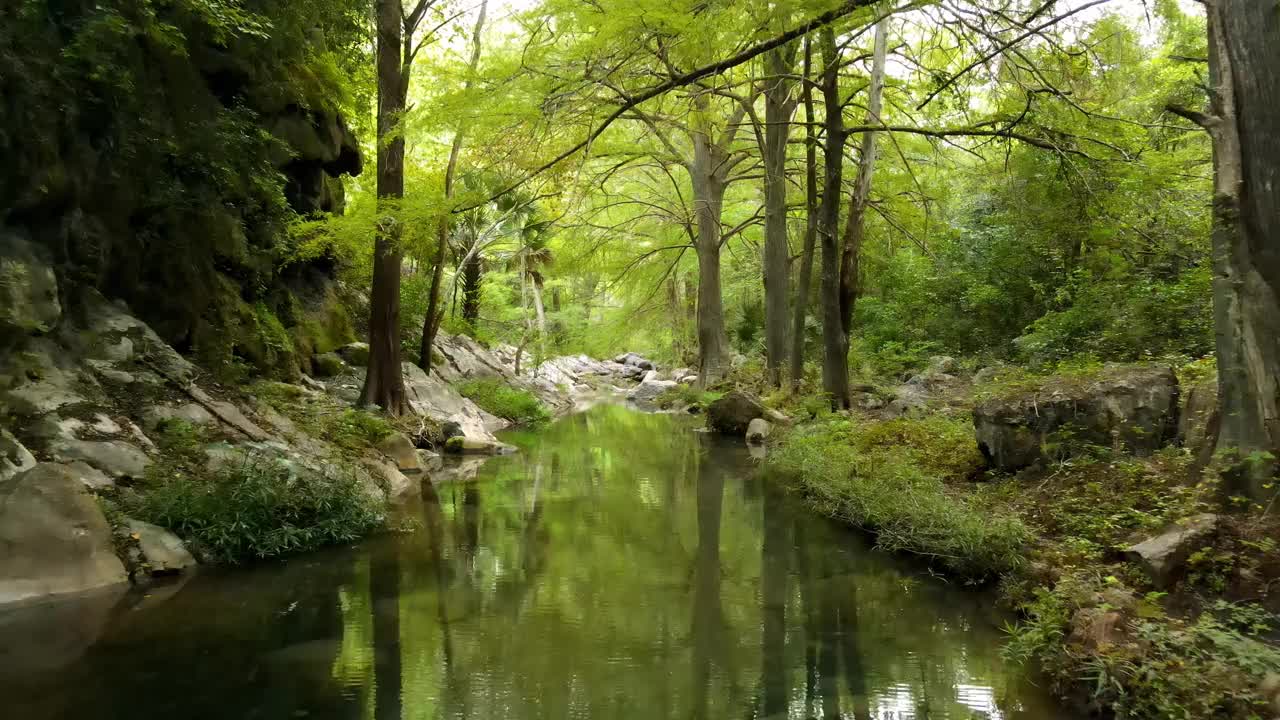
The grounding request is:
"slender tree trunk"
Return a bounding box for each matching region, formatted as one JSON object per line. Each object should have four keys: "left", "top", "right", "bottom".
{"left": 530, "top": 272, "right": 547, "bottom": 359}
{"left": 838, "top": 19, "right": 888, "bottom": 337}
{"left": 1197, "top": 1, "right": 1280, "bottom": 500}
{"left": 818, "top": 27, "right": 850, "bottom": 409}
{"left": 691, "top": 121, "right": 731, "bottom": 385}
{"left": 461, "top": 251, "right": 482, "bottom": 324}
{"left": 790, "top": 37, "right": 819, "bottom": 391}
{"left": 762, "top": 43, "right": 799, "bottom": 388}
{"left": 361, "top": 0, "right": 408, "bottom": 414}
{"left": 421, "top": 1, "right": 488, "bottom": 372}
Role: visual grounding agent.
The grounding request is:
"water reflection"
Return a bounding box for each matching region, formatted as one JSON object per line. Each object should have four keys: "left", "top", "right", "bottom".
{"left": 0, "top": 404, "right": 1074, "bottom": 720}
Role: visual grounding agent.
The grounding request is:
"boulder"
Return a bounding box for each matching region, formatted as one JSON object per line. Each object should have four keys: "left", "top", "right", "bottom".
{"left": 708, "top": 392, "right": 789, "bottom": 436}
{"left": 1124, "top": 513, "right": 1219, "bottom": 588}
{"left": 925, "top": 355, "right": 957, "bottom": 375}
{"left": 336, "top": 342, "right": 370, "bottom": 366}
{"left": 1, "top": 343, "right": 90, "bottom": 417}
{"left": 401, "top": 362, "right": 506, "bottom": 443}
{"left": 0, "top": 464, "right": 128, "bottom": 606}
{"left": 142, "top": 402, "right": 217, "bottom": 430}
{"left": 973, "top": 364, "right": 1180, "bottom": 471}
{"left": 312, "top": 352, "right": 346, "bottom": 378}
{"left": 0, "top": 231, "right": 61, "bottom": 337}
{"left": 360, "top": 456, "right": 419, "bottom": 500}
{"left": 887, "top": 385, "right": 929, "bottom": 417}
{"left": 628, "top": 371, "right": 677, "bottom": 404}
{"left": 973, "top": 365, "right": 1007, "bottom": 385}
{"left": 64, "top": 461, "right": 112, "bottom": 490}
{"left": 72, "top": 290, "right": 196, "bottom": 383}
{"left": 615, "top": 352, "right": 655, "bottom": 371}
{"left": 0, "top": 429, "right": 36, "bottom": 481}
{"left": 746, "top": 418, "right": 771, "bottom": 445}
{"left": 444, "top": 436, "right": 516, "bottom": 455}
{"left": 377, "top": 432, "right": 424, "bottom": 475}
{"left": 50, "top": 440, "right": 150, "bottom": 481}
{"left": 126, "top": 519, "right": 197, "bottom": 575}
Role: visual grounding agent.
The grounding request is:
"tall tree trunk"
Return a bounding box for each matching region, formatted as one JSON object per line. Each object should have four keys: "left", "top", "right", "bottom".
{"left": 421, "top": 1, "right": 488, "bottom": 372}
{"left": 838, "top": 19, "right": 888, "bottom": 337}
{"left": 1197, "top": 1, "right": 1280, "bottom": 500}
{"left": 790, "top": 37, "right": 819, "bottom": 391}
{"left": 762, "top": 43, "right": 799, "bottom": 388}
{"left": 818, "top": 27, "right": 850, "bottom": 409}
{"left": 691, "top": 116, "right": 732, "bottom": 385}
{"left": 361, "top": 0, "right": 409, "bottom": 414}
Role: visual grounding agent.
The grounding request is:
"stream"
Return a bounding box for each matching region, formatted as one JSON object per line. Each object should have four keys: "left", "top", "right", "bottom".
{"left": 0, "top": 404, "right": 1078, "bottom": 719}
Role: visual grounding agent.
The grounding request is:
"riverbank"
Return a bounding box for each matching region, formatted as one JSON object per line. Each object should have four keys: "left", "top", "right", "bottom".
{"left": 741, "top": 359, "right": 1280, "bottom": 719}
{"left": 0, "top": 274, "right": 652, "bottom": 605}
{"left": 0, "top": 403, "right": 1082, "bottom": 720}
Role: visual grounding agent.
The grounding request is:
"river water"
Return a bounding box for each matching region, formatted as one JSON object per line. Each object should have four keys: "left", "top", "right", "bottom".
{"left": 1, "top": 404, "right": 1077, "bottom": 720}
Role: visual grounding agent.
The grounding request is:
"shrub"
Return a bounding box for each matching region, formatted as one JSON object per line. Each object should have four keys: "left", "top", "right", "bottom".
{"left": 129, "top": 453, "right": 382, "bottom": 564}
{"left": 768, "top": 415, "right": 1026, "bottom": 580}
{"left": 252, "top": 380, "right": 395, "bottom": 452}
{"left": 654, "top": 384, "right": 721, "bottom": 411}
{"left": 1004, "top": 573, "right": 1280, "bottom": 719}
{"left": 457, "top": 378, "right": 550, "bottom": 425}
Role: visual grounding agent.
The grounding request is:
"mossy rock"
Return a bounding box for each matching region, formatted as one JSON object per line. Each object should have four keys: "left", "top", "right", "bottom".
{"left": 312, "top": 352, "right": 346, "bottom": 378}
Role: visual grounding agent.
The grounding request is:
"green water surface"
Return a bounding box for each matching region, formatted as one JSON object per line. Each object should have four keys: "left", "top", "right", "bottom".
{"left": 0, "top": 404, "right": 1078, "bottom": 720}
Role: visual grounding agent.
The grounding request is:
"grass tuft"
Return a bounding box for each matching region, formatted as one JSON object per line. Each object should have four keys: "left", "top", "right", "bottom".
{"left": 457, "top": 378, "right": 550, "bottom": 425}
{"left": 768, "top": 415, "right": 1026, "bottom": 581}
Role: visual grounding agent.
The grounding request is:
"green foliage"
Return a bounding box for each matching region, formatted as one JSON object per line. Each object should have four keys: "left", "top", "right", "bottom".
{"left": 768, "top": 415, "right": 1026, "bottom": 580}
{"left": 130, "top": 452, "right": 382, "bottom": 564}
{"left": 1004, "top": 573, "right": 1280, "bottom": 720}
{"left": 253, "top": 380, "right": 395, "bottom": 452}
{"left": 653, "top": 384, "right": 721, "bottom": 411}
{"left": 127, "top": 417, "right": 383, "bottom": 563}
{"left": 457, "top": 378, "right": 551, "bottom": 425}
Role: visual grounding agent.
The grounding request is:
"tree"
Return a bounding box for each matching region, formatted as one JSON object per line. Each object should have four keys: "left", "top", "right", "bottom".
{"left": 817, "top": 26, "right": 850, "bottom": 409}
{"left": 420, "top": 0, "right": 488, "bottom": 372}
{"left": 839, "top": 19, "right": 888, "bottom": 337}
{"left": 1172, "top": 0, "right": 1280, "bottom": 500}
{"left": 760, "top": 39, "right": 800, "bottom": 388}
{"left": 790, "top": 37, "right": 820, "bottom": 391}
{"left": 363, "top": 0, "right": 451, "bottom": 413}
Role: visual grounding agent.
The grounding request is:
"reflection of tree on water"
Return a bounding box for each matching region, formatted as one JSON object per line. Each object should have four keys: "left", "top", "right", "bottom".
{"left": 4, "top": 405, "right": 1077, "bottom": 720}
{"left": 372, "top": 536, "right": 402, "bottom": 720}
{"left": 690, "top": 449, "right": 725, "bottom": 720}
{"left": 758, "top": 479, "right": 790, "bottom": 719}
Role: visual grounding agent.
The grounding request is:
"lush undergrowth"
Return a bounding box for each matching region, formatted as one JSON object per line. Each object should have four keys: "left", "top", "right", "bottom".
{"left": 765, "top": 390, "right": 1280, "bottom": 718}
{"left": 120, "top": 419, "right": 383, "bottom": 563}
{"left": 457, "top": 378, "right": 550, "bottom": 425}
{"left": 766, "top": 414, "right": 1028, "bottom": 581}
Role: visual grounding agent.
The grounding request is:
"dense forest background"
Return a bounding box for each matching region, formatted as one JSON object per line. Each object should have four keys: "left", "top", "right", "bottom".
{"left": 1, "top": 0, "right": 1214, "bottom": 381}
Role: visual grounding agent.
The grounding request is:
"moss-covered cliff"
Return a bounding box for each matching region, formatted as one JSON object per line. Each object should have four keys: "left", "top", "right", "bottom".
{"left": 0, "top": 0, "right": 370, "bottom": 379}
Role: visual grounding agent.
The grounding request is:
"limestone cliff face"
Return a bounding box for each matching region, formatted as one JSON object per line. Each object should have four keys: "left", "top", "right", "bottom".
{"left": 0, "top": 1, "right": 364, "bottom": 379}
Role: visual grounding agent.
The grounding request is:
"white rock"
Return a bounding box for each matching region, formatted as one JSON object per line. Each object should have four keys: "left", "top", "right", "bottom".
{"left": 0, "top": 464, "right": 128, "bottom": 606}
{"left": 746, "top": 418, "right": 772, "bottom": 445}
{"left": 0, "top": 429, "right": 37, "bottom": 482}
{"left": 51, "top": 440, "right": 150, "bottom": 481}
{"left": 127, "top": 519, "right": 197, "bottom": 575}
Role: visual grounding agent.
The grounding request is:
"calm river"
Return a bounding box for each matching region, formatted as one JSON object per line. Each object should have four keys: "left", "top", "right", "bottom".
{"left": 0, "top": 404, "right": 1078, "bottom": 719}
